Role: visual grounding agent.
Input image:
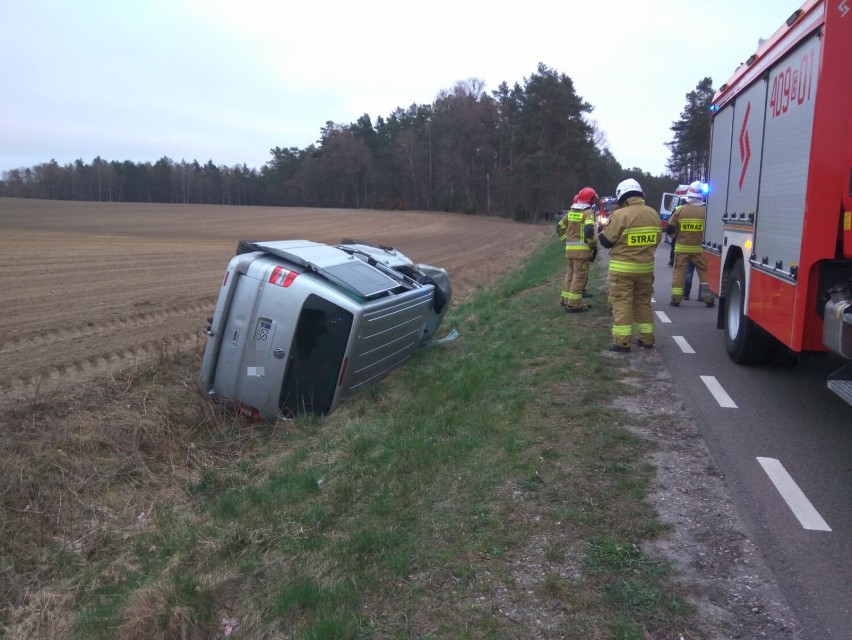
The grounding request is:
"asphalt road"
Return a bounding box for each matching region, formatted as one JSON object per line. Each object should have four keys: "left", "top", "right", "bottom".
{"left": 648, "top": 243, "right": 852, "bottom": 640}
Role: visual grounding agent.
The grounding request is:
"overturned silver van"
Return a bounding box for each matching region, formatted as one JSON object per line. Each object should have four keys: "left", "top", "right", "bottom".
{"left": 199, "top": 239, "right": 451, "bottom": 419}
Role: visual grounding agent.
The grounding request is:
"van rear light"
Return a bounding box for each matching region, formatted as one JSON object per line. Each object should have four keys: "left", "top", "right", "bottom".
{"left": 269, "top": 266, "right": 299, "bottom": 287}
{"left": 237, "top": 402, "right": 261, "bottom": 421}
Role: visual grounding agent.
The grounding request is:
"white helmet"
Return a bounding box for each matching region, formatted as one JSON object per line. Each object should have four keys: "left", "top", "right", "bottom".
{"left": 685, "top": 181, "right": 706, "bottom": 203}
{"left": 615, "top": 178, "right": 643, "bottom": 203}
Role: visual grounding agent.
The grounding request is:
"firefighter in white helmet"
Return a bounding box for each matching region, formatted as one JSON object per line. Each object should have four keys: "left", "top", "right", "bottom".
{"left": 667, "top": 181, "right": 714, "bottom": 307}
{"left": 597, "top": 178, "right": 661, "bottom": 351}
{"left": 557, "top": 187, "right": 598, "bottom": 313}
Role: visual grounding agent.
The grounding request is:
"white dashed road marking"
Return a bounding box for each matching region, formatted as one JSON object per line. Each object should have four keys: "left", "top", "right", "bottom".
{"left": 700, "top": 375, "right": 738, "bottom": 408}
{"left": 672, "top": 336, "right": 695, "bottom": 354}
{"left": 655, "top": 310, "right": 672, "bottom": 324}
{"left": 757, "top": 457, "right": 832, "bottom": 531}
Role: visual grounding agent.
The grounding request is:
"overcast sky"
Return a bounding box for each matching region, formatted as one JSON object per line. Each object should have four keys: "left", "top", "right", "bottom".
{"left": 1, "top": 0, "right": 796, "bottom": 178}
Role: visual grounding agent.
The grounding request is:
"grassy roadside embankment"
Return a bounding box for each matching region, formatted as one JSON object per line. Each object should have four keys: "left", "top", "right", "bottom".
{"left": 2, "top": 237, "right": 704, "bottom": 639}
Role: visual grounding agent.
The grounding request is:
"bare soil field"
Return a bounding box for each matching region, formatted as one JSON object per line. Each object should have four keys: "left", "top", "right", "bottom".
{"left": 0, "top": 198, "right": 548, "bottom": 404}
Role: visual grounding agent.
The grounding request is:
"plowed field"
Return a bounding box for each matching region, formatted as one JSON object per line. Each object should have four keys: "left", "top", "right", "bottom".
{"left": 0, "top": 198, "right": 548, "bottom": 404}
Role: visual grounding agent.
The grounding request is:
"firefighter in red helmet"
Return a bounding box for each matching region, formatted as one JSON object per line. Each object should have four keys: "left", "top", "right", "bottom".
{"left": 557, "top": 187, "right": 598, "bottom": 313}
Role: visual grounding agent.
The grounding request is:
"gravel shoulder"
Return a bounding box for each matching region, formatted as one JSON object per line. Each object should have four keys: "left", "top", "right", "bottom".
{"left": 614, "top": 347, "right": 804, "bottom": 639}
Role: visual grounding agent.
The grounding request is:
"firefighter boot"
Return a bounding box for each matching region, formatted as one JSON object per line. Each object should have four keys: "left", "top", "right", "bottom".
{"left": 699, "top": 283, "right": 715, "bottom": 307}
{"left": 635, "top": 336, "right": 654, "bottom": 349}
{"left": 607, "top": 332, "right": 631, "bottom": 352}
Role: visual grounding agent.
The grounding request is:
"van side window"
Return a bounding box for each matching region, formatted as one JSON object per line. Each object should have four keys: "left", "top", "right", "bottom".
{"left": 279, "top": 294, "right": 354, "bottom": 416}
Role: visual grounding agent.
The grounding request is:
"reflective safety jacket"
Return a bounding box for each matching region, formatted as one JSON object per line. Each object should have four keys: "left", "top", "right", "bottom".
{"left": 557, "top": 206, "right": 596, "bottom": 259}
{"left": 667, "top": 203, "right": 706, "bottom": 254}
{"left": 598, "top": 196, "right": 661, "bottom": 274}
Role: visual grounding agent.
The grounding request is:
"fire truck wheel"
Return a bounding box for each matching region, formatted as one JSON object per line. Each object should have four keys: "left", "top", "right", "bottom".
{"left": 724, "top": 259, "right": 778, "bottom": 364}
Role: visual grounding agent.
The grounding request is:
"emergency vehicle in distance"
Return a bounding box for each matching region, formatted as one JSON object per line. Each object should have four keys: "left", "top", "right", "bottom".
{"left": 702, "top": 0, "right": 852, "bottom": 405}
{"left": 596, "top": 196, "right": 618, "bottom": 231}
{"left": 659, "top": 184, "right": 690, "bottom": 244}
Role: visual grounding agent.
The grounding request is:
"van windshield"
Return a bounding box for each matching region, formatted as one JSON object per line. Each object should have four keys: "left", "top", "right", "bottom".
{"left": 279, "top": 294, "right": 353, "bottom": 415}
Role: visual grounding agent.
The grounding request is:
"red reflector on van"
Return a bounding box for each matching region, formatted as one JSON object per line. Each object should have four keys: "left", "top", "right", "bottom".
{"left": 222, "top": 270, "right": 230, "bottom": 287}
{"left": 269, "top": 266, "right": 299, "bottom": 287}
{"left": 337, "top": 356, "right": 349, "bottom": 387}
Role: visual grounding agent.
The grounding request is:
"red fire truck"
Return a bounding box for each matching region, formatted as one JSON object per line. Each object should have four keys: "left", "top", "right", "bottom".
{"left": 704, "top": 0, "right": 852, "bottom": 404}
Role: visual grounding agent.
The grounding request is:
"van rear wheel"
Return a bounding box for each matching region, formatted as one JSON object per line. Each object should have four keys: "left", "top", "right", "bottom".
{"left": 724, "top": 259, "right": 778, "bottom": 364}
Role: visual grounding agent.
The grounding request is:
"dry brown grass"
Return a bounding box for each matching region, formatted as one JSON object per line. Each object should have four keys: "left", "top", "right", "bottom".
{"left": 0, "top": 345, "right": 296, "bottom": 636}
{"left": 0, "top": 198, "right": 549, "bottom": 636}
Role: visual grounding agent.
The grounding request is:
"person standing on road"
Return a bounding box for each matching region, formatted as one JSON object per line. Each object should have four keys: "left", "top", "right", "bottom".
{"left": 683, "top": 260, "right": 695, "bottom": 299}
{"left": 557, "top": 187, "right": 598, "bottom": 313}
{"left": 597, "top": 178, "right": 661, "bottom": 351}
{"left": 667, "top": 181, "right": 714, "bottom": 307}
{"left": 668, "top": 202, "right": 680, "bottom": 266}
{"left": 668, "top": 202, "right": 695, "bottom": 296}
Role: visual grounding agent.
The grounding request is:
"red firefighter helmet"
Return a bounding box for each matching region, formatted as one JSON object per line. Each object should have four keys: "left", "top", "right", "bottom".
{"left": 574, "top": 187, "right": 598, "bottom": 206}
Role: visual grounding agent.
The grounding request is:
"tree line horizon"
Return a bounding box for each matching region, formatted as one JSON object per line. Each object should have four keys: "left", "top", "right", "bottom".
{"left": 0, "top": 65, "right": 712, "bottom": 221}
